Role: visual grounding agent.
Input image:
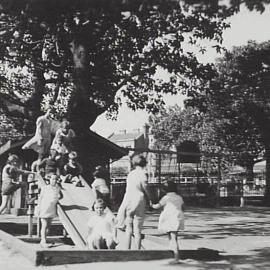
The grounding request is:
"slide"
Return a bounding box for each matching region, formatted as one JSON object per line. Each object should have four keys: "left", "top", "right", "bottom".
{"left": 35, "top": 174, "right": 162, "bottom": 250}
{"left": 36, "top": 174, "right": 96, "bottom": 249}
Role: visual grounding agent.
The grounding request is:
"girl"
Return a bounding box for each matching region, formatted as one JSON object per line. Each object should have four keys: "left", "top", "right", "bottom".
{"left": 22, "top": 110, "right": 52, "bottom": 161}
{"left": 86, "top": 198, "right": 118, "bottom": 250}
{"left": 0, "top": 154, "right": 33, "bottom": 214}
{"left": 91, "top": 166, "right": 110, "bottom": 207}
{"left": 150, "top": 180, "right": 184, "bottom": 264}
{"left": 117, "top": 154, "right": 151, "bottom": 250}
{"left": 37, "top": 174, "right": 63, "bottom": 248}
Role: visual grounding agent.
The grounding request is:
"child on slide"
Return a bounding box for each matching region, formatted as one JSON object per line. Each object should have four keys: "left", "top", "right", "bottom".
{"left": 62, "top": 151, "right": 83, "bottom": 187}
{"left": 86, "top": 198, "right": 118, "bottom": 250}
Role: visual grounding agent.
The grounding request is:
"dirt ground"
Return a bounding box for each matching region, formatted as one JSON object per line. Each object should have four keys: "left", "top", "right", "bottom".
{"left": 1, "top": 206, "right": 270, "bottom": 269}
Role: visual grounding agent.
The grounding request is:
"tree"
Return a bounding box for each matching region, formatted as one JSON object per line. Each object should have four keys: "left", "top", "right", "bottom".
{"left": 0, "top": 0, "right": 268, "bottom": 135}
{"left": 189, "top": 40, "right": 270, "bottom": 203}
{"left": 149, "top": 105, "right": 231, "bottom": 176}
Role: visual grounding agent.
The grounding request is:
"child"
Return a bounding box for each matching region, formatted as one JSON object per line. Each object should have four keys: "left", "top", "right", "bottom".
{"left": 37, "top": 149, "right": 62, "bottom": 181}
{"left": 37, "top": 174, "right": 63, "bottom": 248}
{"left": 117, "top": 155, "right": 151, "bottom": 250}
{"left": 91, "top": 166, "right": 110, "bottom": 206}
{"left": 22, "top": 110, "right": 52, "bottom": 162}
{"left": 150, "top": 181, "right": 184, "bottom": 264}
{"left": 51, "top": 135, "right": 69, "bottom": 156}
{"left": 52, "top": 120, "right": 75, "bottom": 153}
{"left": 0, "top": 154, "right": 33, "bottom": 214}
{"left": 62, "top": 151, "right": 83, "bottom": 186}
{"left": 86, "top": 198, "right": 118, "bottom": 250}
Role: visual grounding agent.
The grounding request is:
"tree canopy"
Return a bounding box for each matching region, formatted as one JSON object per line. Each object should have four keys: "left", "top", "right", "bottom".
{"left": 0, "top": 0, "right": 268, "bottom": 135}
{"left": 186, "top": 40, "right": 270, "bottom": 201}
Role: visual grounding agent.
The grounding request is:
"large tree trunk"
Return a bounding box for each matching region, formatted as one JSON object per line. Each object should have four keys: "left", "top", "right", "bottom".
{"left": 245, "top": 162, "right": 254, "bottom": 183}
{"left": 68, "top": 33, "right": 104, "bottom": 134}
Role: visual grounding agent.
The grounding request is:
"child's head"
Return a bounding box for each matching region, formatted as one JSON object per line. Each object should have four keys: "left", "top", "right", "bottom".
{"left": 93, "top": 166, "right": 107, "bottom": 179}
{"left": 93, "top": 198, "right": 106, "bottom": 215}
{"left": 131, "top": 154, "right": 147, "bottom": 168}
{"left": 61, "top": 120, "right": 70, "bottom": 133}
{"left": 68, "top": 151, "right": 78, "bottom": 163}
{"left": 49, "top": 148, "right": 58, "bottom": 158}
{"left": 49, "top": 174, "right": 58, "bottom": 186}
{"left": 7, "top": 154, "right": 20, "bottom": 166}
{"left": 164, "top": 180, "right": 177, "bottom": 193}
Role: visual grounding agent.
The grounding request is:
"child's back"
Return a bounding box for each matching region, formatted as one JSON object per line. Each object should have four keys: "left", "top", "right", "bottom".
{"left": 158, "top": 192, "right": 184, "bottom": 233}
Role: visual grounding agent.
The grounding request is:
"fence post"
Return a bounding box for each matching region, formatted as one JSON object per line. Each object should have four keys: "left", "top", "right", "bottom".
{"left": 216, "top": 156, "right": 222, "bottom": 207}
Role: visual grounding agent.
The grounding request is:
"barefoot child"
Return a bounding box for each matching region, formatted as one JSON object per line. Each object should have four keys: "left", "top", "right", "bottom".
{"left": 150, "top": 180, "right": 184, "bottom": 264}
{"left": 86, "top": 198, "right": 118, "bottom": 250}
{"left": 37, "top": 174, "right": 63, "bottom": 248}
{"left": 0, "top": 154, "right": 33, "bottom": 214}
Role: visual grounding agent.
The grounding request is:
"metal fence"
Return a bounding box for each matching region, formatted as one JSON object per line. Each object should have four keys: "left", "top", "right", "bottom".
{"left": 110, "top": 179, "right": 265, "bottom": 209}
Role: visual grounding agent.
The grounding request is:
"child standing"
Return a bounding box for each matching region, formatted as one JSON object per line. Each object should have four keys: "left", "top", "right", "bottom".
{"left": 150, "top": 181, "right": 184, "bottom": 264}
{"left": 37, "top": 174, "right": 63, "bottom": 248}
{"left": 0, "top": 154, "right": 33, "bottom": 214}
{"left": 86, "top": 199, "right": 118, "bottom": 250}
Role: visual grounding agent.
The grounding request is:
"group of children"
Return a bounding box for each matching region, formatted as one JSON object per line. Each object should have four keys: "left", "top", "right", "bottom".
{"left": 0, "top": 112, "right": 185, "bottom": 263}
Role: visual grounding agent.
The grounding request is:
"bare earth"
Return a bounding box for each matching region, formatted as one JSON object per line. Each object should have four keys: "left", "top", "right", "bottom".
{"left": 1, "top": 206, "right": 270, "bottom": 270}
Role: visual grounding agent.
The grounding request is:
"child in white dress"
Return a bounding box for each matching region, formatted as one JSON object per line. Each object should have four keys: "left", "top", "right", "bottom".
{"left": 37, "top": 174, "right": 63, "bottom": 248}
{"left": 86, "top": 199, "right": 118, "bottom": 250}
{"left": 151, "top": 180, "right": 184, "bottom": 264}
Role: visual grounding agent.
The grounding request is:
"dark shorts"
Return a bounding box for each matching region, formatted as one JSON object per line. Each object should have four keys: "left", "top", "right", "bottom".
{"left": 2, "top": 183, "right": 23, "bottom": 196}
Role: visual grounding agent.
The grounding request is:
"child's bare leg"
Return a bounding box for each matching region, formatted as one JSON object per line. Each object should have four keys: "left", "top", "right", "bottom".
{"left": 125, "top": 222, "right": 133, "bottom": 249}
{"left": 46, "top": 218, "right": 52, "bottom": 237}
{"left": 40, "top": 218, "right": 48, "bottom": 244}
{"left": 0, "top": 195, "right": 10, "bottom": 214}
{"left": 133, "top": 219, "right": 142, "bottom": 250}
{"left": 169, "top": 232, "right": 180, "bottom": 262}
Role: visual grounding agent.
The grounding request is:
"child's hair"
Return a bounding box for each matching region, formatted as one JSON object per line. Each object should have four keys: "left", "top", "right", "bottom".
{"left": 164, "top": 180, "right": 177, "bottom": 193}
{"left": 93, "top": 166, "right": 107, "bottom": 179}
{"left": 68, "top": 151, "right": 78, "bottom": 160}
{"left": 92, "top": 198, "right": 106, "bottom": 210}
{"left": 132, "top": 154, "right": 147, "bottom": 168}
{"left": 61, "top": 120, "right": 70, "bottom": 130}
{"left": 7, "top": 154, "right": 19, "bottom": 164}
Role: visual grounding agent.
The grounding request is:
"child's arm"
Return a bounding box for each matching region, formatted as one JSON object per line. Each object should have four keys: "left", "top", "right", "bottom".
{"left": 58, "top": 189, "right": 63, "bottom": 200}
{"left": 150, "top": 201, "right": 162, "bottom": 209}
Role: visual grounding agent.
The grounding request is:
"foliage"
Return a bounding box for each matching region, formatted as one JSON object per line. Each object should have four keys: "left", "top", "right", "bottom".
{"left": 186, "top": 40, "right": 270, "bottom": 201}
{"left": 0, "top": 0, "right": 244, "bottom": 133}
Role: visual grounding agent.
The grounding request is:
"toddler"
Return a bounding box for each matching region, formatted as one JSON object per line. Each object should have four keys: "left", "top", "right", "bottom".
{"left": 150, "top": 180, "right": 184, "bottom": 264}
{"left": 86, "top": 198, "right": 118, "bottom": 250}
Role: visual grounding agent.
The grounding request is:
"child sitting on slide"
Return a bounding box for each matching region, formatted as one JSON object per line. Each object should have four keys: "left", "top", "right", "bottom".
{"left": 62, "top": 151, "right": 83, "bottom": 186}
{"left": 86, "top": 198, "right": 118, "bottom": 250}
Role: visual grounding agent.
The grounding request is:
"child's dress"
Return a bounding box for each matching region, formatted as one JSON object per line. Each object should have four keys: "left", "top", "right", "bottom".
{"left": 38, "top": 185, "right": 61, "bottom": 218}
{"left": 158, "top": 192, "right": 184, "bottom": 233}
{"left": 86, "top": 211, "right": 117, "bottom": 249}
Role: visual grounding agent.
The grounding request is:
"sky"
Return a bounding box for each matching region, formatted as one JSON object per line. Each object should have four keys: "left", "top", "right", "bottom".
{"left": 91, "top": 5, "right": 270, "bottom": 138}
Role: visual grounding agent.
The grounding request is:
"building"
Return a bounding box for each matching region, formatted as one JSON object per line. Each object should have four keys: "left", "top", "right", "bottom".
{"left": 108, "top": 124, "right": 156, "bottom": 180}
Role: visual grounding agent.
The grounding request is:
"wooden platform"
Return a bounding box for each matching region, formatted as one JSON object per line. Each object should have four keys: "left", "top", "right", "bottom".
{"left": 0, "top": 228, "right": 221, "bottom": 266}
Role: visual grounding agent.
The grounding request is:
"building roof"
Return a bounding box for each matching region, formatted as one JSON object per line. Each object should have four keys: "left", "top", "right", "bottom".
{"left": 108, "top": 131, "right": 143, "bottom": 142}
